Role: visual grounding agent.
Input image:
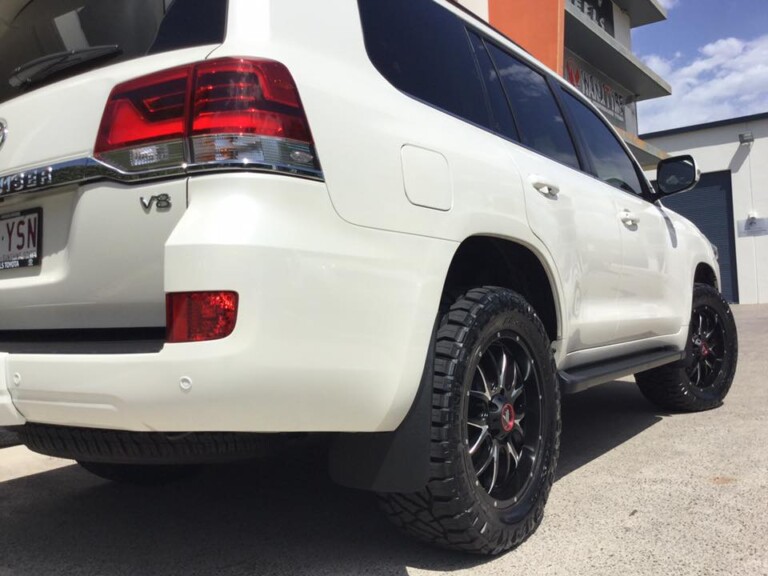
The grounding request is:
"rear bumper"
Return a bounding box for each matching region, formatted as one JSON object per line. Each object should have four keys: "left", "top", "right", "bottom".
{"left": 0, "top": 354, "right": 26, "bottom": 426}
{"left": 3, "top": 173, "right": 456, "bottom": 433}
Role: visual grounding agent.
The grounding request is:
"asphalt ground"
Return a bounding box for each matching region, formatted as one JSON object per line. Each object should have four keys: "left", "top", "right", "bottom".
{"left": 0, "top": 305, "right": 766, "bottom": 576}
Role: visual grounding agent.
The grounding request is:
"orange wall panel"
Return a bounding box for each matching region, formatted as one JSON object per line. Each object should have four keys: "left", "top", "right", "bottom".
{"left": 488, "top": 0, "right": 565, "bottom": 74}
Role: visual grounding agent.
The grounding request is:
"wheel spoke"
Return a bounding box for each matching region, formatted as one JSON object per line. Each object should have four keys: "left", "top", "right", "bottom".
{"left": 476, "top": 447, "right": 494, "bottom": 477}
{"left": 704, "top": 313, "right": 719, "bottom": 339}
{"left": 488, "top": 442, "right": 500, "bottom": 494}
{"left": 469, "top": 425, "right": 490, "bottom": 455}
{"left": 509, "top": 376, "right": 524, "bottom": 403}
{"left": 690, "top": 362, "right": 702, "bottom": 387}
{"left": 470, "top": 389, "right": 491, "bottom": 402}
{"left": 477, "top": 365, "right": 492, "bottom": 400}
{"left": 505, "top": 440, "right": 521, "bottom": 466}
{"left": 498, "top": 348, "right": 509, "bottom": 394}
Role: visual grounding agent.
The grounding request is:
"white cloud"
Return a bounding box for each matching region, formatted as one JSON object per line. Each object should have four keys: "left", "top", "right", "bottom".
{"left": 638, "top": 34, "right": 768, "bottom": 133}
{"left": 657, "top": 0, "right": 680, "bottom": 9}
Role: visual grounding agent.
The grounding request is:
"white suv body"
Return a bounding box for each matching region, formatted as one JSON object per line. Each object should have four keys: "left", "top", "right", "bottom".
{"left": 0, "top": 0, "right": 735, "bottom": 555}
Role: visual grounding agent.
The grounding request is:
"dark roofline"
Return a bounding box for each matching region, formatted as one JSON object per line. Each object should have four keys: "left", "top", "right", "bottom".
{"left": 642, "top": 111, "right": 768, "bottom": 140}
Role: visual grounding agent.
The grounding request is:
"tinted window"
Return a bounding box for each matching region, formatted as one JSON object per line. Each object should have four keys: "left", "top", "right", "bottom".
{"left": 467, "top": 33, "right": 518, "bottom": 140}
{"left": 486, "top": 44, "right": 580, "bottom": 170}
{"left": 358, "top": 0, "right": 490, "bottom": 130}
{"left": 560, "top": 90, "right": 643, "bottom": 195}
{"left": 0, "top": 0, "right": 227, "bottom": 105}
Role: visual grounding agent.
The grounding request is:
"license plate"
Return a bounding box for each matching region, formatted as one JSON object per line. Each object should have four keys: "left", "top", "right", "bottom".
{"left": 0, "top": 208, "right": 42, "bottom": 270}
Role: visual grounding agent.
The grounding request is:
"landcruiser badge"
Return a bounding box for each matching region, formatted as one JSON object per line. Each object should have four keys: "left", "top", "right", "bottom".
{"left": 0, "top": 120, "right": 7, "bottom": 151}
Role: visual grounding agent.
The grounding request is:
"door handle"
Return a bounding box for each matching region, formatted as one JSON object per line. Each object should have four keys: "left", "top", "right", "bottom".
{"left": 530, "top": 177, "right": 560, "bottom": 197}
{"left": 620, "top": 210, "right": 640, "bottom": 226}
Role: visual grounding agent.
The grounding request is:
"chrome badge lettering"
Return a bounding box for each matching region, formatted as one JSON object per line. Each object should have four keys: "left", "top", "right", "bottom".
{"left": 0, "top": 167, "right": 54, "bottom": 196}
{"left": 140, "top": 194, "right": 172, "bottom": 211}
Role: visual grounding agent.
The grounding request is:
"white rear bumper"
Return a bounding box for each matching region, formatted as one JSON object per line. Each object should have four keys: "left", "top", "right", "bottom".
{"left": 5, "top": 174, "right": 456, "bottom": 433}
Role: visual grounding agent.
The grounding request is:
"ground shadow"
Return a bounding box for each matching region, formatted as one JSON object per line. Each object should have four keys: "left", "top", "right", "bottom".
{"left": 0, "top": 380, "right": 665, "bottom": 575}
{"left": 557, "top": 379, "right": 664, "bottom": 479}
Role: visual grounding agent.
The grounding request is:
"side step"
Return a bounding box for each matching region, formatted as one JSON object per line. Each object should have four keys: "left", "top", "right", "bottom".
{"left": 559, "top": 347, "right": 684, "bottom": 394}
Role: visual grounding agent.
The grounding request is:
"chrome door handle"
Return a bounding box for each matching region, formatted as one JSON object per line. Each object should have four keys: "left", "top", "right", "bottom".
{"left": 530, "top": 177, "right": 560, "bottom": 197}
{"left": 620, "top": 211, "right": 640, "bottom": 226}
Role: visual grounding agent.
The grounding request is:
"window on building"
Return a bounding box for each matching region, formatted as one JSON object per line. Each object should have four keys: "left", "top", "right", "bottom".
{"left": 486, "top": 43, "right": 580, "bottom": 170}
{"left": 560, "top": 89, "right": 644, "bottom": 195}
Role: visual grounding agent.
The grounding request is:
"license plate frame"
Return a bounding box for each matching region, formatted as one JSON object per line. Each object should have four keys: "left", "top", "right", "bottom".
{"left": 0, "top": 207, "right": 42, "bottom": 271}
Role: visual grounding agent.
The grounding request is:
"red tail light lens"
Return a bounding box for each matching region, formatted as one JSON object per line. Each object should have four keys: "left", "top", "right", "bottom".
{"left": 166, "top": 291, "right": 239, "bottom": 343}
{"left": 94, "top": 58, "right": 320, "bottom": 177}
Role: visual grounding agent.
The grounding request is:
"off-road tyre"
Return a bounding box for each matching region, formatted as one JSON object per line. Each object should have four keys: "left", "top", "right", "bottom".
{"left": 77, "top": 461, "right": 198, "bottom": 485}
{"left": 635, "top": 283, "right": 738, "bottom": 412}
{"left": 379, "top": 287, "right": 560, "bottom": 555}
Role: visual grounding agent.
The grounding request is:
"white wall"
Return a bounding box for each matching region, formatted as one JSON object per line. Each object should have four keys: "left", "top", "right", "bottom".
{"left": 456, "top": 0, "right": 489, "bottom": 21}
{"left": 612, "top": 3, "right": 632, "bottom": 49}
{"left": 647, "top": 117, "right": 768, "bottom": 304}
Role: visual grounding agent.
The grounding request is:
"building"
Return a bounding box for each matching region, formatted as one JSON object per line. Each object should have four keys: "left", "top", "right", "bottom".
{"left": 458, "top": 0, "right": 670, "bottom": 167}
{"left": 644, "top": 114, "right": 768, "bottom": 305}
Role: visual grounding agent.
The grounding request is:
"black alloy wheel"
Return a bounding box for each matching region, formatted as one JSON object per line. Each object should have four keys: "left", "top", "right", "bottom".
{"left": 379, "top": 287, "right": 560, "bottom": 555}
{"left": 686, "top": 303, "right": 726, "bottom": 389}
{"left": 466, "top": 333, "right": 542, "bottom": 505}
{"left": 636, "top": 283, "right": 738, "bottom": 412}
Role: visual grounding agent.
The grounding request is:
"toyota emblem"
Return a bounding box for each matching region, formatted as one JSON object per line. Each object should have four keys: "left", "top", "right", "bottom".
{"left": 0, "top": 120, "right": 7, "bottom": 150}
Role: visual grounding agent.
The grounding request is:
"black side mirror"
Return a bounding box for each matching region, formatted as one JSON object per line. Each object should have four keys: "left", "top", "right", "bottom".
{"left": 656, "top": 155, "right": 700, "bottom": 196}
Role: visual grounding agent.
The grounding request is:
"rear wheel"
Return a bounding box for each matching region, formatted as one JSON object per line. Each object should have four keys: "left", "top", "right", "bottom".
{"left": 636, "top": 284, "right": 738, "bottom": 412}
{"left": 77, "top": 461, "right": 198, "bottom": 485}
{"left": 379, "top": 287, "right": 560, "bottom": 555}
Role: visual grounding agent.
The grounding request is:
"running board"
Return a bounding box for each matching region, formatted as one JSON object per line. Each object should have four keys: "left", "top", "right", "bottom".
{"left": 558, "top": 348, "right": 684, "bottom": 395}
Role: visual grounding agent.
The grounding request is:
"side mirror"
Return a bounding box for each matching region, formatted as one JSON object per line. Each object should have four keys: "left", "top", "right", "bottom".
{"left": 656, "top": 155, "right": 700, "bottom": 196}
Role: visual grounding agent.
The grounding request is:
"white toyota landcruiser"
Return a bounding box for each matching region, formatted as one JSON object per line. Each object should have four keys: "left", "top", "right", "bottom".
{"left": 0, "top": 0, "right": 738, "bottom": 555}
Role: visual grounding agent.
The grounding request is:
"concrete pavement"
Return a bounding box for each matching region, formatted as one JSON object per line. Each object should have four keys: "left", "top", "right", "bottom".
{"left": 0, "top": 305, "right": 766, "bottom": 576}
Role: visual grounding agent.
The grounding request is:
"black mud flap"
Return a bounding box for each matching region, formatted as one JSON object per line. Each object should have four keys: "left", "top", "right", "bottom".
{"left": 328, "top": 327, "right": 435, "bottom": 493}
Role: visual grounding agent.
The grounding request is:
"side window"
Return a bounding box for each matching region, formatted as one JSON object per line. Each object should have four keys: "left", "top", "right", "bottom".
{"left": 357, "top": 0, "right": 491, "bottom": 130}
{"left": 560, "top": 90, "right": 644, "bottom": 195}
{"left": 467, "top": 33, "right": 519, "bottom": 140}
{"left": 486, "top": 44, "right": 580, "bottom": 170}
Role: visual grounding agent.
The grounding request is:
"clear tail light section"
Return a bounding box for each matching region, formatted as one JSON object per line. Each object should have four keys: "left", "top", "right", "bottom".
{"left": 94, "top": 58, "right": 321, "bottom": 178}
{"left": 166, "top": 292, "right": 239, "bottom": 343}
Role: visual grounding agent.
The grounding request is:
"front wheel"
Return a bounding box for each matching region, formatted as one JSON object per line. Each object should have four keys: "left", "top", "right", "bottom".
{"left": 379, "top": 287, "right": 560, "bottom": 555}
{"left": 636, "top": 283, "right": 738, "bottom": 412}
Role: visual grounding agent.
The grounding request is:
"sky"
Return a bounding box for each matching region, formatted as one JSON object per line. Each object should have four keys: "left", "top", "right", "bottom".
{"left": 632, "top": 0, "right": 768, "bottom": 134}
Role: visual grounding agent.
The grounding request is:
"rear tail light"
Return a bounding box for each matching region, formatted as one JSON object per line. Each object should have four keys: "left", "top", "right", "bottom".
{"left": 166, "top": 291, "right": 238, "bottom": 343}
{"left": 95, "top": 58, "right": 320, "bottom": 178}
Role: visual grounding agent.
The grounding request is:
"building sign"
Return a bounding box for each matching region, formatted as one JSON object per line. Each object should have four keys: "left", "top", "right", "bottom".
{"left": 565, "top": 54, "right": 627, "bottom": 128}
{"left": 569, "top": 0, "right": 614, "bottom": 37}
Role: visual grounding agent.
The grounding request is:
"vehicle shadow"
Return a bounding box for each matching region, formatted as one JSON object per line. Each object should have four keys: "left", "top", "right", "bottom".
{"left": 0, "top": 380, "right": 664, "bottom": 576}
{"left": 557, "top": 378, "right": 664, "bottom": 479}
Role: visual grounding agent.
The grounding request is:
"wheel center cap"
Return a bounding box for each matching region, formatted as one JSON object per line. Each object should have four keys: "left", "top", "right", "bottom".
{"left": 500, "top": 403, "right": 515, "bottom": 433}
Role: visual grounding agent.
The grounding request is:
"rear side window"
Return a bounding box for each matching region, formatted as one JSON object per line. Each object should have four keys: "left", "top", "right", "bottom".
{"left": 357, "top": 0, "right": 491, "bottom": 130}
{"left": 486, "top": 44, "right": 580, "bottom": 170}
{"left": 0, "top": 0, "right": 227, "bottom": 105}
{"left": 559, "top": 89, "right": 643, "bottom": 195}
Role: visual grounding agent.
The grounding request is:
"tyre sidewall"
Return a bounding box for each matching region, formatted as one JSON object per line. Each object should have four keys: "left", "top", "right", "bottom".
{"left": 449, "top": 291, "right": 559, "bottom": 541}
